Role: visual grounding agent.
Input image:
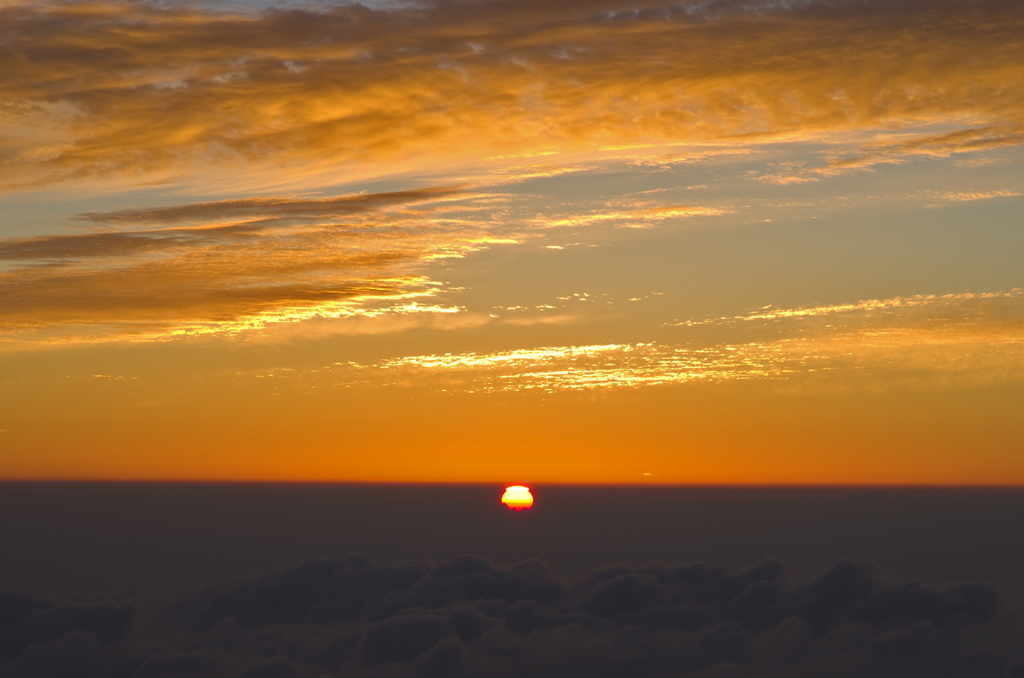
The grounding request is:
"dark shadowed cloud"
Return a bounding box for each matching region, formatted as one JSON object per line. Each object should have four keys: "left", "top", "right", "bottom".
{"left": 0, "top": 554, "right": 1019, "bottom": 677}
{"left": 73, "top": 187, "right": 465, "bottom": 227}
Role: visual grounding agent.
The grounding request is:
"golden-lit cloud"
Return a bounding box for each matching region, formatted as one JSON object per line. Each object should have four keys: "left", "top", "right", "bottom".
{"left": 217, "top": 290, "right": 1024, "bottom": 394}
{"left": 72, "top": 187, "right": 467, "bottom": 227}
{"left": 530, "top": 205, "right": 728, "bottom": 229}
{"left": 1, "top": 0, "right": 1020, "bottom": 192}
{"left": 372, "top": 342, "right": 788, "bottom": 391}
{"left": 672, "top": 290, "right": 1024, "bottom": 330}
{"left": 0, "top": 176, "right": 738, "bottom": 345}
{"left": 751, "top": 125, "right": 1024, "bottom": 183}
{"left": 0, "top": 187, "right": 517, "bottom": 345}
{"left": 815, "top": 125, "right": 1024, "bottom": 176}
{"left": 927, "top": 190, "right": 1022, "bottom": 204}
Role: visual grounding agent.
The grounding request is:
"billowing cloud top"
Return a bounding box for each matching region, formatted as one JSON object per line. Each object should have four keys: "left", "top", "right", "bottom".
{"left": 0, "top": 553, "right": 1019, "bottom": 677}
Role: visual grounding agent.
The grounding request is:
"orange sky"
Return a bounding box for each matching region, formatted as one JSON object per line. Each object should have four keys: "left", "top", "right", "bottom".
{"left": 0, "top": 0, "right": 1021, "bottom": 484}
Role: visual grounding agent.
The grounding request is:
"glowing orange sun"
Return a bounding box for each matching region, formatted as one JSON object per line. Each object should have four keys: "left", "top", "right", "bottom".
{"left": 501, "top": 485, "right": 534, "bottom": 511}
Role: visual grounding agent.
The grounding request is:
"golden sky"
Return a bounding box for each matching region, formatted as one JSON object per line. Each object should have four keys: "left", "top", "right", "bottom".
{"left": 1, "top": 0, "right": 1021, "bottom": 483}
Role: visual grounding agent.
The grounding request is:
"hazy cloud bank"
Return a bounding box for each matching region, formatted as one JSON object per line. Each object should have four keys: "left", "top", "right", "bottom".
{"left": 1, "top": 554, "right": 1020, "bottom": 677}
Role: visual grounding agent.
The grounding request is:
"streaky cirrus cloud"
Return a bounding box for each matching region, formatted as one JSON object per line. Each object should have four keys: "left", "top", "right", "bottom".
{"left": 926, "top": 189, "right": 1022, "bottom": 205}
{"left": 750, "top": 124, "right": 1024, "bottom": 183}
{"left": 672, "top": 289, "right": 1024, "bottom": 329}
{"left": 208, "top": 291, "right": 1024, "bottom": 395}
{"left": 819, "top": 124, "right": 1024, "bottom": 174}
{"left": 0, "top": 175, "right": 742, "bottom": 346}
{"left": 785, "top": 124, "right": 1024, "bottom": 182}
{"left": 282, "top": 290, "right": 1023, "bottom": 392}
{"left": 71, "top": 186, "right": 467, "bottom": 227}
{"left": 530, "top": 205, "right": 729, "bottom": 229}
{"left": 0, "top": 187, "right": 467, "bottom": 262}
{"left": 0, "top": 0, "right": 1020, "bottom": 192}
{"left": 348, "top": 333, "right": 1024, "bottom": 393}
{"left": 0, "top": 187, "right": 518, "bottom": 345}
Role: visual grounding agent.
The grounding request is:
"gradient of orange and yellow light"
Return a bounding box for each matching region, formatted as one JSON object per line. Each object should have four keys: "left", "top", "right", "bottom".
{"left": 1, "top": 0, "right": 1022, "bottom": 485}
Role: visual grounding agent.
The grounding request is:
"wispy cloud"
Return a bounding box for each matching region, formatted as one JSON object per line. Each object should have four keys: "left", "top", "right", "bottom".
{"left": 0, "top": 188, "right": 517, "bottom": 345}
{"left": 72, "top": 187, "right": 466, "bottom": 227}
{"left": 0, "top": 181, "right": 737, "bottom": 346}
{"left": 926, "top": 190, "right": 1021, "bottom": 205}
{"left": 531, "top": 205, "right": 728, "bottom": 229}
{"left": 1, "top": 0, "right": 1020, "bottom": 192}
{"left": 751, "top": 125, "right": 1024, "bottom": 184}
{"left": 257, "top": 290, "right": 1024, "bottom": 393}
{"left": 671, "top": 290, "right": 1024, "bottom": 329}
{"left": 372, "top": 342, "right": 791, "bottom": 391}
{"left": 816, "top": 125, "right": 1024, "bottom": 176}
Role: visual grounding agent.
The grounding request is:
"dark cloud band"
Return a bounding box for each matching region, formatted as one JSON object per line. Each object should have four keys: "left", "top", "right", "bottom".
{"left": 1, "top": 554, "right": 1019, "bottom": 677}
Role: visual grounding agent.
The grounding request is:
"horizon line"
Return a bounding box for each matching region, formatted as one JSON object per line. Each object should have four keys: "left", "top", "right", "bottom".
{"left": 1, "top": 479, "right": 1021, "bottom": 490}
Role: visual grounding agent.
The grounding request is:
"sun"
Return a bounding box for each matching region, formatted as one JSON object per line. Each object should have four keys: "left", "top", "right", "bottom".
{"left": 501, "top": 485, "right": 534, "bottom": 511}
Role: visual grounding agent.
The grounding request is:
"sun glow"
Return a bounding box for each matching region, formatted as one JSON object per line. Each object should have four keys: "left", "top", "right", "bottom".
{"left": 1, "top": 0, "right": 1021, "bottom": 488}
{"left": 501, "top": 486, "right": 534, "bottom": 511}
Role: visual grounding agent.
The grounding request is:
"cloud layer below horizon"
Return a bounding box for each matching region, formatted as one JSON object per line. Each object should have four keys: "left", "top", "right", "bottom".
{"left": 1, "top": 553, "right": 1020, "bottom": 678}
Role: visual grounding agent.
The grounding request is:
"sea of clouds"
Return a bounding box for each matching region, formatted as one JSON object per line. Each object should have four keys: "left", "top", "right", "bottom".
{"left": 2, "top": 554, "right": 1021, "bottom": 677}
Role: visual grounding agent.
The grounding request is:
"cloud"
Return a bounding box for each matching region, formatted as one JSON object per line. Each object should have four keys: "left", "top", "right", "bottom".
{"left": 3, "top": 0, "right": 1022, "bottom": 347}
{"left": 0, "top": 0, "right": 1020, "bottom": 192}
{"left": 358, "top": 334, "right": 1023, "bottom": 393}
{"left": 927, "top": 190, "right": 1022, "bottom": 204}
{"left": 0, "top": 187, "right": 515, "bottom": 345}
{"left": 0, "top": 180, "right": 728, "bottom": 347}
{"left": 0, "top": 590, "right": 133, "bottom": 661}
{"left": 0, "top": 187, "right": 468, "bottom": 263}
{"left": 816, "top": 125, "right": 1024, "bottom": 176}
{"left": 0, "top": 554, "right": 1018, "bottom": 677}
{"left": 751, "top": 124, "right": 1024, "bottom": 183}
{"left": 758, "top": 174, "right": 819, "bottom": 185}
{"left": 531, "top": 205, "right": 728, "bottom": 229}
{"left": 72, "top": 187, "right": 466, "bottom": 227}
{"left": 955, "top": 157, "right": 1012, "bottom": 169}
{"left": 685, "top": 289, "right": 1024, "bottom": 328}
{"left": 285, "top": 290, "right": 1024, "bottom": 392}
{"left": 371, "top": 342, "right": 775, "bottom": 390}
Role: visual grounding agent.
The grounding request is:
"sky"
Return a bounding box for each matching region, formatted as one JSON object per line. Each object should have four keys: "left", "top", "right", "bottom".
{"left": 1, "top": 0, "right": 1022, "bottom": 484}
